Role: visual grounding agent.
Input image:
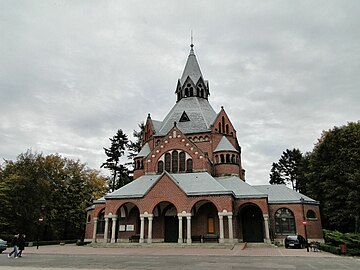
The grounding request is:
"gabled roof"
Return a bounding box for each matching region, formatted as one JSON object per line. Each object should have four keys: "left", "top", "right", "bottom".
{"left": 134, "top": 142, "right": 150, "bottom": 158}
{"left": 180, "top": 45, "right": 203, "bottom": 86}
{"left": 254, "top": 185, "right": 318, "bottom": 204}
{"left": 214, "top": 136, "right": 238, "bottom": 152}
{"left": 157, "top": 97, "right": 217, "bottom": 136}
{"left": 152, "top": 120, "right": 162, "bottom": 134}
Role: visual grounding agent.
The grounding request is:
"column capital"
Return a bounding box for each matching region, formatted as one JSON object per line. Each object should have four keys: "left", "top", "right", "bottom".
{"left": 218, "top": 211, "right": 233, "bottom": 216}
{"left": 93, "top": 217, "right": 98, "bottom": 221}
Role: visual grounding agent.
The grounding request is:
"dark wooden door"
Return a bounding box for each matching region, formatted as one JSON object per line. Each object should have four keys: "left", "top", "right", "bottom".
{"left": 242, "top": 205, "right": 264, "bottom": 242}
{"left": 165, "top": 216, "right": 178, "bottom": 242}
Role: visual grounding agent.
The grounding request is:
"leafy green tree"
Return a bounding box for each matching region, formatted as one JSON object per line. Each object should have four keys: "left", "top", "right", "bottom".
{"left": 0, "top": 150, "right": 107, "bottom": 241}
{"left": 306, "top": 122, "right": 360, "bottom": 232}
{"left": 269, "top": 148, "right": 304, "bottom": 191}
{"left": 101, "top": 129, "right": 130, "bottom": 191}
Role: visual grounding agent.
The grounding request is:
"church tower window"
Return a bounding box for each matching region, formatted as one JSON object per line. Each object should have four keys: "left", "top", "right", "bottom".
{"left": 157, "top": 161, "right": 164, "bottom": 174}
{"left": 165, "top": 153, "right": 171, "bottom": 172}
{"left": 172, "top": 151, "right": 178, "bottom": 173}
{"left": 179, "top": 152, "right": 186, "bottom": 172}
{"left": 186, "top": 159, "right": 193, "bottom": 172}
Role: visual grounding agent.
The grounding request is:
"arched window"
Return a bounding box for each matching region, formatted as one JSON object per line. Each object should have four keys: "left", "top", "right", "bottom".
{"left": 226, "top": 154, "right": 230, "bottom": 163}
{"left": 96, "top": 210, "right": 105, "bottom": 234}
{"left": 140, "top": 161, "right": 144, "bottom": 169}
{"left": 275, "top": 208, "right": 296, "bottom": 234}
{"left": 218, "top": 122, "right": 222, "bottom": 133}
{"left": 222, "top": 116, "right": 225, "bottom": 135}
{"left": 137, "top": 160, "right": 140, "bottom": 169}
{"left": 157, "top": 161, "right": 164, "bottom": 174}
{"left": 165, "top": 153, "right": 171, "bottom": 172}
{"left": 186, "top": 159, "right": 193, "bottom": 172}
{"left": 172, "top": 151, "right": 178, "bottom": 173}
{"left": 189, "top": 87, "right": 193, "bottom": 96}
{"left": 87, "top": 215, "right": 91, "bottom": 223}
{"left": 231, "top": 154, "right": 236, "bottom": 163}
{"left": 179, "top": 152, "right": 186, "bottom": 172}
{"left": 306, "top": 210, "right": 317, "bottom": 219}
{"left": 226, "top": 124, "right": 229, "bottom": 134}
{"left": 220, "top": 154, "right": 225, "bottom": 163}
{"left": 215, "top": 155, "right": 219, "bottom": 164}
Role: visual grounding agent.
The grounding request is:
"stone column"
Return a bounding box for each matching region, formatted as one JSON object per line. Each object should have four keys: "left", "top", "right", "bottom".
{"left": 263, "top": 214, "right": 270, "bottom": 243}
{"left": 111, "top": 216, "right": 118, "bottom": 243}
{"left": 228, "top": 215, "right": 234, "bottom": 243}
{"left": 186, "top": 215, "right": 192, "bottom": 244}
{"left": 147, "top": 215, "right": 153, "bottom": 244}
{"left": 218, "top": 214, "right": 224, "bottom": 243}
{"left": 139, "top": 216, "right": 145, "bottom": 243}
{"left": 92, "top": 217, "right": 98, "bottom": 243}
{"left": 178, "top": 214, "right": 183, "bottom": 243}
{"left": 104, "top": 217, "right": 109, "bottom": 242}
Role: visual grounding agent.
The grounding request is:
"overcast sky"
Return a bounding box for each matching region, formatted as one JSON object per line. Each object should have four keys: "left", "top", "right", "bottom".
{"left": 1, "top": 0, "right": 359, "bottom": 185}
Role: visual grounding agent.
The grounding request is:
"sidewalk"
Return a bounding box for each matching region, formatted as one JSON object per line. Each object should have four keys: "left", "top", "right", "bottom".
{"left": 22, "top": 243, "right": 338, "bottom": 257}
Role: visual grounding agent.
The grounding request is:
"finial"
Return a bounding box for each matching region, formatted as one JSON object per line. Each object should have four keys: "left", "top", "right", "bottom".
{"left": 147, "top": 113, "right": 151, "bottom": 118}
{"left": 190, "top": 30, "right": 194, "bottom": 53}
{"left": 174, "top": 121, "right": 177, "bottom": 127}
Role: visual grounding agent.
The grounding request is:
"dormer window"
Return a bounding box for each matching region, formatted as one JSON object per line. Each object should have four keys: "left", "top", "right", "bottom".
{"left": 179, "top": 111, "right": 190, "bottom": 122}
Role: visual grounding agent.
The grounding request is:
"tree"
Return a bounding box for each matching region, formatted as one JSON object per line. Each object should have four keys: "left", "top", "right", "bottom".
{"left": 128, "top": 122, "right": 145, "bottom": 160}
{"left": 0, "top": 150, "right": 107, "bottom": 241}
{"left": 101, "top": 129, "right": 130, "bottom": 191}
{"left": 269, "top": 148, "right": 304, "bottom": 191}
{"left": 306, "top": 122, "right": 360, "bottom": 232}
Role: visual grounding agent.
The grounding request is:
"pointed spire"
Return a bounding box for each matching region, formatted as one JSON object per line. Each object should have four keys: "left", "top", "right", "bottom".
{"left": 180, "top": 39, "right": 203, "bottom": 85}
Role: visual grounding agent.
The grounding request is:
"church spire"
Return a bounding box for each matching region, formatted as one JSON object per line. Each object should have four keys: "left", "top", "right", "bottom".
{"left": 176, "top": 39, "right": 210, "bottom": 102}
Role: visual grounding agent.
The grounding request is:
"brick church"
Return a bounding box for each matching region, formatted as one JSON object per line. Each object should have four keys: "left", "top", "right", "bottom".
{"left": 85, "top": 43, "right": 323, "bottom": 245}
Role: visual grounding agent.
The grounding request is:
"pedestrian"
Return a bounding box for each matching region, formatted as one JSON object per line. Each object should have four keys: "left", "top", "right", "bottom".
{"left": 17, "top": 234, "right": 26, "bottom": 257}
{"left": 8, "top": 234, "right": 19, "bottom": 258}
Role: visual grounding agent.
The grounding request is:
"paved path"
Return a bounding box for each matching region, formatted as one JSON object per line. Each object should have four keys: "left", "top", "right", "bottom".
{"left": 2, "top": 244, "right": 359, "bottom": 270}
{"left": 20, "top": 243, "right": 338, "bottom": 257}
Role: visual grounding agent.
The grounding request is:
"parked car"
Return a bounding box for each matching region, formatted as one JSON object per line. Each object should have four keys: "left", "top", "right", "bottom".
{"left": 284, "top": 235, "right": 307, "bottom": 249}
{"left": 0, "top": 238, "right": 7, "bottom": 254}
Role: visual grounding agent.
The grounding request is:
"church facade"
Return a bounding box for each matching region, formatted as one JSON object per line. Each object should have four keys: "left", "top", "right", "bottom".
{"left": 84, "top": 44, "right": 323, "bottom": 245}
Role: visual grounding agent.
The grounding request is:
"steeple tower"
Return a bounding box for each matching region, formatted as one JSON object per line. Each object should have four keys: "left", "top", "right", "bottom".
{"left": 175, "top": 42, "right": 210, "bottom": 102}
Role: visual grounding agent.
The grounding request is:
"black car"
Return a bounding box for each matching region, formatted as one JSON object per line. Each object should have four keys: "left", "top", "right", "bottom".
{"left": 284, "top": 235, "right": 307, "bottom": 249}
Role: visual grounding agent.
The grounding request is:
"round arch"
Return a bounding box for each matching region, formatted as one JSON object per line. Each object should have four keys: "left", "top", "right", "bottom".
{"left": 239, "top": 203, "right": 264, "bottom": 243}
{"left": 152, "top": 201, "right": 178, "bottom": 243}
{"left": 191, "top": 200, "right": 219, "bottom": 238}
{"left": 115, "top": 202, "right": 140, "bottom": 242}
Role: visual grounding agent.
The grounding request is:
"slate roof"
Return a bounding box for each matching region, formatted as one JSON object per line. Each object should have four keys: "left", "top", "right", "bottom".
{"left": 134, "top": 142, "right": 150, "bottom": 158}
{"left": 254, "top": 185, "right": 318, "bottom": 204}
{"left": 157, "top": 97, "right": 217, "bottom": 136}
{"left": 152, "top": 120, "right": 162, "bottom": 134}
{"left": 214, "top": 136, "right": 238, "bottom": 152}
{"left": 180, "top": 45, "right": 203, "bottom": 86}
{"left": 105, "top": 175, "right": 158, "bottom": 199}
{"left": 215, "top": 176, "right": 267, "bottom": 198}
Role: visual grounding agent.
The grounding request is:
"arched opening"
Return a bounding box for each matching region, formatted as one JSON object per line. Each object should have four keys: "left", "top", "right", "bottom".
{"left": 191, "top": 200, "right": 219, "bottom": 240}
{"left": 306, "top": 210, "right": 317, "bottom": 219}
{"left": 240, "top": 204, "right": 264, "bottom": 242}
{"left": 96, "top": 209, "right": 105, "bottom": 235}
{"left": 116, "top": 203, "right": 140, "bottom": 242}
{"left": 179, "top": 152, "right": 186, "bottom": 172}
{"left": 186, "top": 159, "right": 193, "bottom": 172}
{"left": 157, "top": 160, "right": 164, "bottom": 174}
{"left": 172, "top": 150, "right": 178, "bottom": 173}
{"left": 152, "top": 201, "right": 178, "bottom": 243}
{"left": 165, "top": 153, "right": 171, "bottom": 172}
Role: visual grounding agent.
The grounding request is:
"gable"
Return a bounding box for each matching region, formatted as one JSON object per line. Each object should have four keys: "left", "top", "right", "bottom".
{"left": 212, "top": 108, "right": 236, "bottom": 136}
{"left": 144, "top": 173, "right": 187, "bottom": 201}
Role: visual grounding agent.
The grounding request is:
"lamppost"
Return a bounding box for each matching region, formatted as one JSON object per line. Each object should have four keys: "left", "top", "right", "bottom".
{"left": 300, "top": 197, "right": 309, "bottom": 252}
{"left": 36, "top": 205, "right": 46, "bottom": 249}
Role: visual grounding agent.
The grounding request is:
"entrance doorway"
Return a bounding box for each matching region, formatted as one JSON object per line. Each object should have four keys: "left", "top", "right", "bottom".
{"left": 164, "top": 216, "right": 178, "bottom": 242}
{"left": 241, "top": 204, "right": 264, "bottom": 242}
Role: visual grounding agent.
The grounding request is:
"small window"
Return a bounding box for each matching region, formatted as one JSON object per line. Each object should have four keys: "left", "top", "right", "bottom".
{"left": 226, "top": 154, "right": 230, "bottom": 163}
{"left": 172, "top": 151, "right": 178, "bottom": 173}
{"left": 220, "top": 154, "right": 225, "bottom": 163}
{"left": 306, "top": 210, "right": 317, "bottom": 219}
{"left": 186, "top": 159, "right": 193, "bottom": 172}
{"left": 87, "top": 215, "right": 91, "bottom": 223}
{"left": 157, "top": 161, "right": 164, "bottom": 174}
{"left": 179, "top": 152, "right": 186, "bottom": 172}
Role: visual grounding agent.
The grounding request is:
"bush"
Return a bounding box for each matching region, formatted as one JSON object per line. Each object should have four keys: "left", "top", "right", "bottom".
{"left": 323, "top": 230, "right": 360, "bottom": 256}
